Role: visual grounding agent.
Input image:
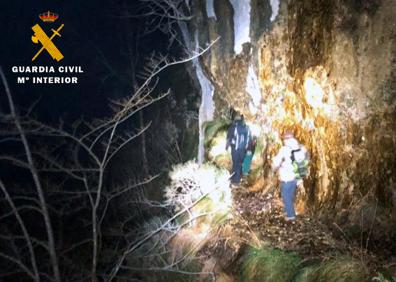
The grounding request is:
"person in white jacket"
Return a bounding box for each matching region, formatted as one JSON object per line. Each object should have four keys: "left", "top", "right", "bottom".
{"left": 272, "top": 131, "right": 307, "bottom": 221}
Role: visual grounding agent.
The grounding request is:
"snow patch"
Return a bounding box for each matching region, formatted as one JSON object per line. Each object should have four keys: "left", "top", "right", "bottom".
{"left": 205, "top": 0, "right": 217, "bottom": 20}
{"left": 270, "top": 0, "right": 280, "bottom": 22}
{"left": 229, "top": 0, "right": 251, "bottom": 54}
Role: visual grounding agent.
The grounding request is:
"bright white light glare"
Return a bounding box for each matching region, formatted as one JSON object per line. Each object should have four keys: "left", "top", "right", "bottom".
{"left": 246, "top": 65, "right": 261, "bottom": 106}
{"left": 270, "top": 0, "right": 280, "bottom": 22}
{"left": 205, "top": 0, "right": 217, "bottom": 20}
{"left": 209, "top": 136, "right": 227, "bottom": 158}
{"left": 304, "top": 77, "right": 324, "bottom": 109}
{"left": 194, "top": 31, "right": 214, "bottom": 164}
{"left": 249, "top": 101, "right": 258, "bottom": 115}
{"left": 246, "top": 122, "right": 261, "bottom": 137}
{"left": 229, "top": 0, "right": 251, "bottom": 54}
{"left": 196, "top": 165, "right": 232, "bottom": 208}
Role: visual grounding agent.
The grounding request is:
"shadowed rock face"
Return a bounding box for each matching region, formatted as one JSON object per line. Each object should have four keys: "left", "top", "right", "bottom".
{"left": 188, "top": 0, "right": 396, "bottom": 212}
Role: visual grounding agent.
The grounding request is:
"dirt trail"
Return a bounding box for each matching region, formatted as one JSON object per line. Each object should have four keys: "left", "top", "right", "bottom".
{"left": 201, "top": 181, "right": 384, "bottom": 277}
{"left": 231, "top": 187, "right": 345, "bottom": 257}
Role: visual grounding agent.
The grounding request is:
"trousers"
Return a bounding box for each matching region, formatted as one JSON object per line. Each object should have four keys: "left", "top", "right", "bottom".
{"left": 281, "top": 180, "right": 297, "bottom": 218}
{"left": 231, "top": 148, "right": 246, "bottom": 184}
{"left": 242, "top": 151, "right": 253, "bottom": 175}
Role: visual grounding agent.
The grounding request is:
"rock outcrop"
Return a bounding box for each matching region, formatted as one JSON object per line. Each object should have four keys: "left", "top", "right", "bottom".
{"left": 185, "top": 0, "right": 396, "bottom": 212}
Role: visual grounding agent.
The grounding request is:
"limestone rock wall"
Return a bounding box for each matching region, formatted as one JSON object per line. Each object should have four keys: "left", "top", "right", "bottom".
{"left": 188, "top": 0, "right": 396, "bottom": 211}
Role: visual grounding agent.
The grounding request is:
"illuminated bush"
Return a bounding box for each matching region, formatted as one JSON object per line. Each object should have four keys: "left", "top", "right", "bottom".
{"left": 203, "top": 118, "right": 230, "bottom": 149}
{"left": 208, "top": 131, "right": 232, "bottom": 169}
{"left": 204, "top": 119, "right": 232, "bottom": 168}
{"left": 164, "top": 161, "right": 231, "bottom": 213}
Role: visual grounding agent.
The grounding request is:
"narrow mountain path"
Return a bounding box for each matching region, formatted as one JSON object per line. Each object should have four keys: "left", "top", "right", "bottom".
{"left": 200, "top": 179, "right": 383, "bottom": 277}
{"left": 230, "top": 187, "right": 346, "bottom": 258}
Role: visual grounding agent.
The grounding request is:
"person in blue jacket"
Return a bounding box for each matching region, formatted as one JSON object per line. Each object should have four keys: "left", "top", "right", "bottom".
{"left": 226, "top": 114, "right": 249, "bottom": 187}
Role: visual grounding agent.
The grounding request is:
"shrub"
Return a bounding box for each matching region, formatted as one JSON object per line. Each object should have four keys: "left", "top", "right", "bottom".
{"left": 294, "top": 256, "right": 369, "bottom": 282}
{"left": 372, "top": 273, "right": 396, "bottom": 282}
{"left": 203, "top": 118, "right": 231, "bottom": 149}
{"left": 164, "top": 161, "right": 231, "bottom": 214}
{"left": 154, "top": 262, "right": 203, "bottom": 282}
{"left": 240, "top": 246, "right": 301, "bottom": 282}
{"left": 208, "top": 131, "right": 232, "bottom": 169}
{"left": 124, "top": 217, "right": 205, "bottom": 282}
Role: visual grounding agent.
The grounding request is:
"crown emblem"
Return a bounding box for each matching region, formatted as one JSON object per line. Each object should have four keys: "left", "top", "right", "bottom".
{"left": 39, "top": 11, "right": 59, "bottom": 23}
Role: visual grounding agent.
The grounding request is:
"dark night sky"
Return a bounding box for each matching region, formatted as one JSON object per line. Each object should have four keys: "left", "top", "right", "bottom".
{"left": 0, "top": 0, "right": 169, "bottom": 122}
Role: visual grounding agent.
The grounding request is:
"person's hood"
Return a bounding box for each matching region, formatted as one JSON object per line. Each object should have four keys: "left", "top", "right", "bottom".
{"left": 284, "top": 138, "right": 299, "bottom": 150}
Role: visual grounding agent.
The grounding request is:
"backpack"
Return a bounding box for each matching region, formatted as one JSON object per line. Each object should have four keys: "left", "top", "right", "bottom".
{"left": 290, "top": 147, "right": 309, "bottom": 179}
{"left": 231, "top": 122, "right": 249, "bottom": 150}
{"left": 247, "top": 136, "right": 257, "bottom": 152}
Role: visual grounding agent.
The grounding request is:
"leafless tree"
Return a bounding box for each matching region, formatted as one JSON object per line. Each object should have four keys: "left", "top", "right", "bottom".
{"left": 117, "top": 0, "right": 193, "bottom": 48}
{"left": 0, "top": 39, "right": 216, "bottom": 281}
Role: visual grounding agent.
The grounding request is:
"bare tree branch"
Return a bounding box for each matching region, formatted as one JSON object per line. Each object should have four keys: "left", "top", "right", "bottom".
{"left": 0, "top": 179, "right": 40, "bottom": 281}
{"left": 1, "top": 67, "right": 61, "bottom": 282}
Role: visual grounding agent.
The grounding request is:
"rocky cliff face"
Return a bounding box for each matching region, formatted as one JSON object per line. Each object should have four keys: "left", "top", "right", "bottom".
{"left": 186, "top": 0, "right": 396, "bottom": 212}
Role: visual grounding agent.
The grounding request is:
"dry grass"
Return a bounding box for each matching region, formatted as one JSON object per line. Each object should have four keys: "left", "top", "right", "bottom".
{"left": 240, "top": 246, "right": 301, "bottom": 282}
{"left": 294, "top": 256, "right": 369, "bottom": 282}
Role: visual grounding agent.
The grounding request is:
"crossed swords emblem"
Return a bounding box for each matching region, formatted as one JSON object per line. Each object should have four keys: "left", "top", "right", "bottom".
{"left": 31, "top": 23, "right": 64, "bottom": 62}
